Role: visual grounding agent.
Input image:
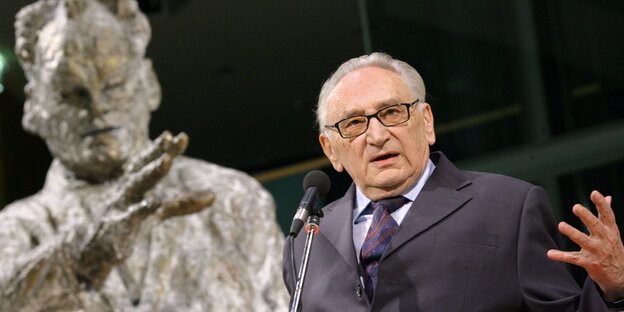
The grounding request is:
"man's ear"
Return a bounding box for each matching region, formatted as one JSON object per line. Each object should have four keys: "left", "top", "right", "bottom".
{"left": 421, "top": 103, "right": 436, "bottom": 146}
{"left": 319, "top": 133, "right": 344, "bottom": 172}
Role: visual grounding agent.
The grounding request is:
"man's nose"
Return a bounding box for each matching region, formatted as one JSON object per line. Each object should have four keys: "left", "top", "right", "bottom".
{"left": 366, "top": 117, "right": 390, "bottom": 145}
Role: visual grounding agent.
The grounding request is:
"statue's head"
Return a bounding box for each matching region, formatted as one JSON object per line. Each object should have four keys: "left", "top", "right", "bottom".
{"left": 15, "top": 0, "right": 161, "bottom": 182}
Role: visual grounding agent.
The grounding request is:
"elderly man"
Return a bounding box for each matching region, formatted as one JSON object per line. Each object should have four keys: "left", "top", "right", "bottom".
{"left": 283, "top": 52, "right": 624, "bottom": 311}
{"left": 0, "top": 0, "right": 288, "bottom": 311}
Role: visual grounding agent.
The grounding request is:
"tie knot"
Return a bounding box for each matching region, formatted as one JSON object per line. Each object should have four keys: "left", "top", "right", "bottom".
{"left": 371, "top": 196, "right": 409, "bottom": 214}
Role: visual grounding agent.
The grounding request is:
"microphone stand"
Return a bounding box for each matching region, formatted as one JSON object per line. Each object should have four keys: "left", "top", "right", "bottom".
{"left": 290, "top": 210, "right": 323, "bottom": 312}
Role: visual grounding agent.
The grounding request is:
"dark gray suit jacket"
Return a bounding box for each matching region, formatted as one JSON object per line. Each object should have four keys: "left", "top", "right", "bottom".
{"left": 283, "top": 152, "right": 609, "bottom": 311}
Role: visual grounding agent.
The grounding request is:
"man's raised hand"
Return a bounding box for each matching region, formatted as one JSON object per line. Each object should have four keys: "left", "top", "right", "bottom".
{"left": 547, "top": 190, "right": 624, "bottom": 301}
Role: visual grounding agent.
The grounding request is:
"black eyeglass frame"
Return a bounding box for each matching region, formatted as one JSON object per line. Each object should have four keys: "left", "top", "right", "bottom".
{"left": 324, "top": 99, "right": 420, "bottom": 138}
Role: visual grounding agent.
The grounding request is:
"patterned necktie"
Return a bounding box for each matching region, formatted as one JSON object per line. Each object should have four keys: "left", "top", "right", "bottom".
{"left": 360, "top": 196, "right": 410, "bottom": 300}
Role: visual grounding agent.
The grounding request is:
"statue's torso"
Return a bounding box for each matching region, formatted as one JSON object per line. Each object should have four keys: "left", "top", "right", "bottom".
{"left": 1, "top": 156, "right": 288, "bottom": 311}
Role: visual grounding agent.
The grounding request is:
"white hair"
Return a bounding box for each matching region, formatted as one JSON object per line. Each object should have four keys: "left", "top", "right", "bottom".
{"left": 316, "top": 52, "right": 426, "bottom": 133}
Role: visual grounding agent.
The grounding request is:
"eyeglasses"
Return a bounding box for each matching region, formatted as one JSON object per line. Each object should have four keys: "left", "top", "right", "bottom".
{"left": 324, "top": 99, "right": 420, "bottom": 138}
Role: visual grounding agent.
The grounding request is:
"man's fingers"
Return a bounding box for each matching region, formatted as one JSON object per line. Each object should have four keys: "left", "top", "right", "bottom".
{"left": 158, "top": 190, "right": 215, "bottom": 220}
{"left": 606, "top": 196, "right": 613, "bottom": 205}
{"left": 591, "top": 190, "right": 617, "bottom": 227}
{"left": 558, "top": 221, "right": 595, "bottom": 251}
{"left": 572, "top": 204, "right": 606, "bottom": 237}
{"left": 547, "top": 249, "right": 585, "bottom": 266}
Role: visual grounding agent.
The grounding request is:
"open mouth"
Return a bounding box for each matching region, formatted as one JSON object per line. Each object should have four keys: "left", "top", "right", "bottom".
{"left": 371, "top": 153, "right": 399, "bottom": 162}
{"left": 81, "top": 126, "right": 118, "bottom": 138}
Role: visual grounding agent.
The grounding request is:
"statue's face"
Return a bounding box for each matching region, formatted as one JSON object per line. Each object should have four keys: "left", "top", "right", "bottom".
{"left": 28, "top": 7, "right": 157, "bottom": 182}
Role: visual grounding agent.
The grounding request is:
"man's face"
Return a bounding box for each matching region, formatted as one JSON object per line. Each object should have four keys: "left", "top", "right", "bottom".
{"left": 28, "top": 14, "right": 156, "bottom": 182}
{"left": 320, "top": 66, "right": 435, "bottom": 200}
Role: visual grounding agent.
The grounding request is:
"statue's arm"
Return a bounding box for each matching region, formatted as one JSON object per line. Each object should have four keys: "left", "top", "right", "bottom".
{"left": 0, "top": 198, "right": 162, "bottom": 310}
{"left": 0, "top": 214, "right": 86, "bottom": 311}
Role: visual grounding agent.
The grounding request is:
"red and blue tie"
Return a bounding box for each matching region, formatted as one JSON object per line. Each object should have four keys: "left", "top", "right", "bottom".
{"left": 360, "top": 196, "right": 409, "bottom": 300}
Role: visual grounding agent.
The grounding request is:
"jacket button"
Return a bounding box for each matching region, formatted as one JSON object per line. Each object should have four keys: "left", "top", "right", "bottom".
{"left": 356, "top": 284, "right": 362, "bottom": 297}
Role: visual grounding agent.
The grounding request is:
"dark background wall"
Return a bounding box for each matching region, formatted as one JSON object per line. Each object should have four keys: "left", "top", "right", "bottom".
{"left": 1, "top": 0, "right": 623, "bottom": 283}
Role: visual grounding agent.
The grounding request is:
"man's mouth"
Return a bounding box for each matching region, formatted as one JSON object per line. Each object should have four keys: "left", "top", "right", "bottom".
{"left": 81, "top": 126, "right": 118, "bottom": 138}
{"left": 371, "top": 152, "right": 399, "bottom": 162}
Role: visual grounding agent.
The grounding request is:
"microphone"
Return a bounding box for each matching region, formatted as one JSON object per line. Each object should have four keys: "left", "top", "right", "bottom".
{"left": 289, "top": 170, "right": 331, "bottom": 237}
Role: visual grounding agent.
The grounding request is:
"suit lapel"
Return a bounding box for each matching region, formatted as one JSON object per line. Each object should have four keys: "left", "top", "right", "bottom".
{"left": 318, "top": 184, "right": 361, "bottom": 273}
{"left": 384, "top": 152, "right": 473, "bottom": 258}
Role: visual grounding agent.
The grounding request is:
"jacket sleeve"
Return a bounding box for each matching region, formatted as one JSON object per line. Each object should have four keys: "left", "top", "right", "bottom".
{"left": 516, "top": 185, "right": 609, "bottom": 311}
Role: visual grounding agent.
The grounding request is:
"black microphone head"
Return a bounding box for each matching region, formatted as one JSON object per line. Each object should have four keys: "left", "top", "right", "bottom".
{"left": 303, "top": 170, "right": 331, "bottom": 198}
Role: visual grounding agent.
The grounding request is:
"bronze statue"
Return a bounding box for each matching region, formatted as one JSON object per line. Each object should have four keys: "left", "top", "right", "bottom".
{"left": 0, "top": 0, "right": 288, "bottom": 310}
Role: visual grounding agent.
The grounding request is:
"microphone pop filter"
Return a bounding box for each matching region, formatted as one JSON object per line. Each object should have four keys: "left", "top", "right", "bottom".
{"left": 302, "top": 170, "right": 331, "bottom": 198}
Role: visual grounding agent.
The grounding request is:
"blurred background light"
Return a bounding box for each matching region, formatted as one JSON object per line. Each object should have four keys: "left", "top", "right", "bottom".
{"left": 0, "top": 52, "right": 6, "bottom": 94}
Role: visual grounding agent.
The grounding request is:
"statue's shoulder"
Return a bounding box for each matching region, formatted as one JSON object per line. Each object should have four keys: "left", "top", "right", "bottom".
{"left": 161, "top": 155, "right": 273, "bottom": 202}
{"left": 159, "top": 156, "right": 278, "bottom": 231}
{"left": 0, "top": 192, "right": 49, "bottom": 230}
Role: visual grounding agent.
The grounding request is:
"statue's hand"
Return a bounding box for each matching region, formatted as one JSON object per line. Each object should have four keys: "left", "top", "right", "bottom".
{"left": 158, "top": 190, "right": 215, "bottom": 221}
{"left": 71, "top": 131, "right": 214, "bottom": 289}
{"left": 116, "top": 130, "right": 188, "bottom": 206}
{"left": 72, "top": 199, "right": 160, "bottom": 288}
{"left": 119, "top": 130, "right": 215, "bottom": 221}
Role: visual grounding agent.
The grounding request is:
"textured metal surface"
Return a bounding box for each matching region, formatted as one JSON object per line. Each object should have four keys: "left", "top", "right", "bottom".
{"left": 1, "top": 0, "right": 288, "bottom": 310}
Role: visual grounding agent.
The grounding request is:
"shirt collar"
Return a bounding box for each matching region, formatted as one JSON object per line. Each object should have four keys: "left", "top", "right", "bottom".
{"left": 353, "top": 158, "right": 436, "bottom": 222}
